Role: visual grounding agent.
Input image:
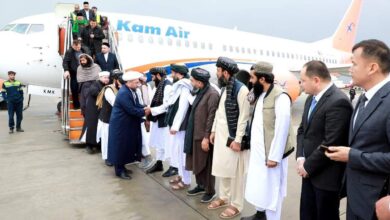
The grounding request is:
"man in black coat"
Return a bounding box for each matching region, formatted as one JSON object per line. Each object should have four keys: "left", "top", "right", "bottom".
{"left": 81, "top": 19, "right": 104, "bottom": 57}
{"left": 95, "top": 42, "right": 119, "bottom": 79}
{"left": 80, "top": 1, "right": 94, "bottom": 21}
{"left": 80, "top": 71, "right": 109, "bottom": 154}
{"left": 326, "top": 39, "right": 390, "bottom": 220}
{"left": 62, "top": 40, "right": 90, "bottom": 109}
{"left": 297, "top": 60, "right": 353, "bottom": 220}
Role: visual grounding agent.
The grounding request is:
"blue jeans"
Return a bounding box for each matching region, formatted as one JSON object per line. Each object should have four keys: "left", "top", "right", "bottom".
{"left": 8, "top": 101, "right": 23, "bottom": 129}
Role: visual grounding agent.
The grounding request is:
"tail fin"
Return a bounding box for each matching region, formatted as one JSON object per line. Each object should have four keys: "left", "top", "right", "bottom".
{"left": 332, "top": 0, "right": 363, "bottom": 52}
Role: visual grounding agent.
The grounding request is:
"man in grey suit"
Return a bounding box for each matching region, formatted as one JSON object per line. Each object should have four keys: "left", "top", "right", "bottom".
{"left": 297, "top": 60, "right": 353, "bottom": 220}
{"left": 326, "top": 39, "right": 390, "bottom": 220}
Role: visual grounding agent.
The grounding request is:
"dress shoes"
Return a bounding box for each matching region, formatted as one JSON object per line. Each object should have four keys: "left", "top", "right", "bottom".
{"left": 162, "top": 166, "right": 178, "bottom": 177}
{"left": 105, "top": 160, "right": 113, "bottom": 167}
{"left": 146, "top": 160, "right": 163, "bottom": 174}
{"left": 240, "top": 211, "right": 266, "bottom": 220}
{"left": 118, "top": 171, "right": 131, "bottom": 180}
{"left": 16, "top": 128, "right": 24, "bottom": 132}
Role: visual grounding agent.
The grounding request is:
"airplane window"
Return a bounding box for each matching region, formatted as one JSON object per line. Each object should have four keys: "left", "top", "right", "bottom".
{"left": 1, "top": 24, "right": 16, "bottom": 31}
{"left": 208, "top": 43, "right": 213, "bottom": 50}
{"left": 287, "top": 53, "right": 290, "bottom": 59}
{"left": 241, "top": 47, "right": 245, "bottom": 54}
{"left": 158, "top": 37, "right": 163, "bottom": 45}
{"left": 229, "top": 46, "right": 233, "bottom": 52}
{"left": 223, "top": 45, "right": 227, "bottom": 51}
{"left": 253, "top": 49, "right": 257, "bottom": 54}
{"left": 168, "top": 38, "right": 173, "bottom": 46}
{"left": 201, "top": 42, "right": 205, "bottom": 49}
{"left": 272, "top": 51, "right": 275, "bottom": 57}
{"left": 281, "top": 52, "right": 285, "bottom": 58}
{"left": 185, "top": 40, "right": 190, "bottom": 48}
{"left": 127, "top": 34, "right": 133, "bottom": 42}
{"left": 176, "top": 39, "right": 181, "bottom": 47}
{"left": 192, "top": 41, "right": 197, "bottom": 48}
{"left": 247, "top": 48, "right": 251, "bottom": 54}
{"left": 266, "top": 50, "right": 269, "bottom": 56}
{"left": 259, "top": 49, "right": 263, "bottom": 55}
{"left": 235, "top": 46, "right": 239, "bottom": 53}
{"left": 11, "top": 24, "right": 30, "bottom": 34}
{"left": 138, "top": 35, "right": 144, "bottom": 43}
{"left": 27, "top": 24, "right": 44, "bottom": 34}
{"left": 276, "top": 51, "right": 280, "bottom": 57}
{"left": 148, "top": 36, "right": 154, "bottom": 44}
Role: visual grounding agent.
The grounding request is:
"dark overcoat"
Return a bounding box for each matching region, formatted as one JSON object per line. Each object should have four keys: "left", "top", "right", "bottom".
{"left": 186, "top": 86, "right": 219, "bottom": 174}
{"left": 107, "top": 86, "right": 145, "bottom": 165}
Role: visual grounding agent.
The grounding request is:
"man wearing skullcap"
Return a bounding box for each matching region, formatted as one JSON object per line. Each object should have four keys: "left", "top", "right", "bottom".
{"left": 242, "top": 61, "right": 295, "bottom": 220}
{"left": 80, "top": 70, "right": 109, "bottom": 154}
{"left": 207, "top": 57, "right": 250, "bottom": 218}
{"left": 145, "top": 67, "right": 173, "bottom": 174}
{"left": 164, "top": 63, "right": 192, "bottom": 188}
{"left": 107, "top": 71, "right": 150, "bottom": 180}
{"left": 184, "top": 68, "right": 220, "bottom": 202}
{"left": 96, "top": 71, "right": 124, "bottom": 166}
{"left": 95, "top": 42, "right": 119, "bottom": 82}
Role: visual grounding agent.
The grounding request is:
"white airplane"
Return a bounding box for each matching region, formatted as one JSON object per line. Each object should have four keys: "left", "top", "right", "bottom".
{"left": 0, "top": 0, "right": 362, "bottom": 108}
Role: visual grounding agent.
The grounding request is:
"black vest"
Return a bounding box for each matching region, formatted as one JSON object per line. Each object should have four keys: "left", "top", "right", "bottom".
{"left": 165, "top": 97, "right": 191, "bottom": 131}
{"left": 148, "top": 79, "right": 172, "bottom": 128}
{"left": 98, "top": 88, "right": 114, "bottom": 123}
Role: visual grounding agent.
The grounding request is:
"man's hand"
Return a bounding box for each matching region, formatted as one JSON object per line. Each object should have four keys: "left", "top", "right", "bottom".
{"left": 325, "top": 146, "right": 350, "bottom": 162}
{"left": 266, "top": 160, "right": 278, "bottom": 168}
{"left": 210, "top": 132, "right": 215, "bottom": 145}
{"left": 297, "top": 159, "right": 308, "bottom": 178}
{"left": 229, "top": 141, "right": 241, "bottom": 152}
{"left": 170, "top": 130, "right": 177, "bottom": 135}
{"left": 63, "top": 71, "right": 70, "bottom": 79}
{"left": 376, "top": 195, "right": 390, "bottom": 220}
{"left": 201, "top": 138, "right": 210, "bottom": 152}
{"left": 144, "top": 107, "right": 151, "bottom": 116}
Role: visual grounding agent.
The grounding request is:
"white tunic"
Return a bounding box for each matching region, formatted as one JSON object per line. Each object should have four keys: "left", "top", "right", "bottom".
{"left": 149, "top": 84, "right": 172, "bottom": 151}
{"left": 96, "top": 88, "right": 116, "bottom": 160}
{"left": 211, "top": 86, "right": 251, "bottom": 178}
{"left": 245, "top": 92, "right": 291, "bottom": 212}
{"left": 167, "top": 83, "right": 192, "bottom": 167}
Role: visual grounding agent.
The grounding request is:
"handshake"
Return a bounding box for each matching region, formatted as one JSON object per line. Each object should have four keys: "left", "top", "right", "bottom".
{"left": 144, "top": 107, "right": 151, "bottom": 116}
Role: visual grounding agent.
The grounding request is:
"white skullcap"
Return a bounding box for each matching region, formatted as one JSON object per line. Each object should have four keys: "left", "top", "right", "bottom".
{"left": 122, "top": 71, "right": 143, "bottom": 81}
{"left": 99, "top": 71, "right": 110, "bottom": 77}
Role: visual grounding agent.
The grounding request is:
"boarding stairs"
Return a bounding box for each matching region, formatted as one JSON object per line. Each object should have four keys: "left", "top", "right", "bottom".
{"left": 60, "top": 15, "right": 123, "bottom": 144}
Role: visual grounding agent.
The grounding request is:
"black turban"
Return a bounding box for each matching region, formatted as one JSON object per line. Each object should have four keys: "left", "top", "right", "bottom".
{"left": 76, "top": 12, "right": 83, "bottom": 17}
{"left": 191, "top": 68, "right": 210, "bottom": 83}
{"left": 216, "top": 56, "right": 239, "bottom": 74}
{"left": 149, "top": 67, "right": 166, "bottom": 76}
{"left": 170, "top": 64, "right": 188, "bottom": 75}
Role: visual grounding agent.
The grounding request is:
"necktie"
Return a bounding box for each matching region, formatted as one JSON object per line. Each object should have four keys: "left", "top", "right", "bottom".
{"left": 307, "top": 96, "right": 317, "bottom": 120}
{"left": 354, "top": 94, "right": 367, "bottom": 129}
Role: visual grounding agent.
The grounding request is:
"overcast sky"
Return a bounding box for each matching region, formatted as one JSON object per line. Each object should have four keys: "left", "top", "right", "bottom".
{"left": 1, "top": 0, "right": 389, "bottom": 45}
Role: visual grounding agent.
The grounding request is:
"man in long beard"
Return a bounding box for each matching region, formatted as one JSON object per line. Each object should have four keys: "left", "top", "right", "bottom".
{"left": 242, "top": 61, "right": 294, "bottom": 220}
{"left": 207, "top": 57, "right": 250, "bottom": 219}
{"left": 145, "top": 67, "right": 173, "bottom": 174}
{"left": 164, "top": 63, "right": 193, "bottom": 187}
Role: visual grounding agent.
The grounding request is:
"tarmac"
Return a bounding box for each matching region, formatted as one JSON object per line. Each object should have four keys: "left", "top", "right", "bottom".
{"left": 0, "top": 94, "right": 348, "bottom": 220}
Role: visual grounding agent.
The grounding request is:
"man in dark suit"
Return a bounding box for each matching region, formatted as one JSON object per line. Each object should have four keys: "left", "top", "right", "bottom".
{"left": 80, "top": 1, "right": 94, "bottom": 21}
{"left": 326, "top": 39, "right": 390, "bottom": 220}
{"left": 297, "top": 60, "right": 353, "bottom": 220}
{"left": 95, "top": 42, "right": 119, "bottom": 79}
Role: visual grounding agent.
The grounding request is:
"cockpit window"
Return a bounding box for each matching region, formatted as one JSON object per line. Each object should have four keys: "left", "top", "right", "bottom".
{"left": 0, "top": 24, "right": 16, "bottom": 31}
{"left": 11, "top": 24, "right": 30, "bottom": 34}
{"left": 27, "top": 24, "right": 44, "bottom": 34}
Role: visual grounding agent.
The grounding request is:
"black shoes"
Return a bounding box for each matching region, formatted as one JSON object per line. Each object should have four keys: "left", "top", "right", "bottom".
{"left": 201, "top": 193, "right": 216, "bottom": 203}
{"left": 118, "top": 171, "right": 131, "bottom": 180}
{"left": 146, "top": 160, "right": 163, "bottom": 174}
{"left": 9, "top": 128, "right": 14, "bottom": 134}
{"left": 86, "top": 146, "right": 94, "bottom": 154}
{"left": 105, "top": 160, "right": 113, "bottom": 167}
{"left": 9, "top": 128, "right": 24, "bottom": 134}
{"left": 187, "top": 185, "right": 206, "bottom": 196}
{"left": 162, "top": 166, "right": 178, "bottom": 177}
{"left": 16, "top": 128, "right": 24, "bottom": 132}
{"left": 240, "top": 211, "right": 267, "bottom": 220}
